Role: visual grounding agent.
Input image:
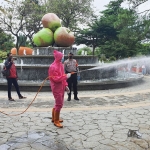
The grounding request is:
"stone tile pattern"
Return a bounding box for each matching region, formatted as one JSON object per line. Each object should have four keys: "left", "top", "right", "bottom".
{"left": 1, "top": 77, "right": 150, "bottom": 149}
{"left": 0, "top": 92, "right": 150, "bottom": 109}
{"left": 0, "top": 107, "right": 150, "bottom": 150}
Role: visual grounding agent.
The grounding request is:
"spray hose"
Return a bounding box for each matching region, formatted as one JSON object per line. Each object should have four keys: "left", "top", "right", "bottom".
{"left": 0, "top": 76, "right": 50, "bottom": 116}
{"left": 0, "top": 71, "right": 80, "bottom": 116}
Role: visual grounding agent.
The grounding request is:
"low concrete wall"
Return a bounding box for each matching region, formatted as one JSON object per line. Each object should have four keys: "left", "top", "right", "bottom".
{"left": 0, "top": 76, "right": 144, "bottom": 92}
{"left": 15, "top": 65, "right": 117, "bottom": 81}
{"left": 16, "top": 55, "right": 98, "bottom": 65}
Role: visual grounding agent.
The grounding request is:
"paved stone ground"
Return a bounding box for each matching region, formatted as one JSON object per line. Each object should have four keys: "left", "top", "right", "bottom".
{"left": 0, "top": 76, "right": 150, "bottom": 150}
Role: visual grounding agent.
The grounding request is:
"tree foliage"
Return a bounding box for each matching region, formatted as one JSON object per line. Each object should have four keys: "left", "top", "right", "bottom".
{"left": 0, "top": 0, "right": 150, "bottom": 59}
{"left": 0, "top": 0, "right": 47, "bottom": 50}
{"left": 76, "top": 0, "right": 150, "bottom": 59}
{"left": 0, "top": 0, "right": 28, "bottom": 53}
{"left": 127, "top": 0, "right": 148, "bottom": 8}
{"left": 19, "top": 0, "right": 46, "bottom": 46}
{"left": 126, "top": 0, "right": 150, "bottom": 18}
{"left": 0, "top": 28, "right": 15, "bottom": 51}
{"left": 76, "top": 0, "right": 122, "bottom": 56}
{"left": 0, "top": 0, "right": 94, "bottom": 50}
{"left": 0, "top": 0, "right": 12, "bottom": 13}
{"left": 77, "top": 46, "right": 92, "bottom": 55}
{"left": 75, "top": 27, "right": 99, "bottom": 55}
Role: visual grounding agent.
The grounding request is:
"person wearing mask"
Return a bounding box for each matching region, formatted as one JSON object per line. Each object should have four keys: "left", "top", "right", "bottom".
{"left": 4, "top": 52, "right": 26, "bottom": 101}
{"left": 64, "top": 52, "right": 80, "bottom": 101}
{"left": 48, "top": 50, "right": 70, "bottom": 128}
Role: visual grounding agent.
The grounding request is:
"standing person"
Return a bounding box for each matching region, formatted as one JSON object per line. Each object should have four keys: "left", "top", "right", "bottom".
{"left": 142, "top": 64, "right": 146, "bottom": 75}
{"left": 64, "top": 52, "right": 80, "bottom": 101}
{"left": 48, "top": 50, "right": 70, "bottom": 128}
{"left": 4, "top": 52, "right": 26, "bottom": 101}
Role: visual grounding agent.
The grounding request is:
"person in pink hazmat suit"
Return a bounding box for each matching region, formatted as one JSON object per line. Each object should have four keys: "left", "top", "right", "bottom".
{"left": 48, "top": 50, "right": 71, "bottom": 128}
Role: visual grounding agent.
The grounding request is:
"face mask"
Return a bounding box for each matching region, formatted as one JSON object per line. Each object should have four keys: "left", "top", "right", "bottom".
{"left": 69, "top": 56, "right": 73, "bottom": 59}
{"left": 8, "top": 56, "right": 12, "bottom": 62}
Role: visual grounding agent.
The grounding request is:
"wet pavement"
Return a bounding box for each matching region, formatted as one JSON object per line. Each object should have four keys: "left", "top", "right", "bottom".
{"left": 0, "top": 76, "right": 150, "bottom": 149}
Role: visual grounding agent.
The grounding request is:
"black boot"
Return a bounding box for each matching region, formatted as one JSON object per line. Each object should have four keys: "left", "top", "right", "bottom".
{"left": 74, "top": 96, "right": 79, "bottom": 100}
{"left": 67, "top": 95, "right": 71, "bottom": 101}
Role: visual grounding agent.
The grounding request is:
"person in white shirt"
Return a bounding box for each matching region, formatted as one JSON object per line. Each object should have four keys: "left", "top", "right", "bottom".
{"left": 142, "top": 64, "right": 146, "bottom": 75}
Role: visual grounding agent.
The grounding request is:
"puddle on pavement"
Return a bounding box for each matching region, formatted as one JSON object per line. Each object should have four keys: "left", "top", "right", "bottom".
{"left": 0, "top": 131, "right": 69, "bottom": 150}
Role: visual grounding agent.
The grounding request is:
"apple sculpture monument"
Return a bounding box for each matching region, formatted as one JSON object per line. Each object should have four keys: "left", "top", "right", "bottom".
{"left": 33, "top": 28, "right": 54, "bottom": 47}
{"left": 0, "top": 12, "right": 141, "bottom": 91}
{"left": 11, "top": 13, "right": 102, "bottom": 90}
{"left": 33, "top": 13, "right": 75, "bottom": 48}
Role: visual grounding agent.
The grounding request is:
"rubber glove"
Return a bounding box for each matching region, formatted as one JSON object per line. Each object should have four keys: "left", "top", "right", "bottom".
{"left": 67, "top": 73, "right": 71, "bottom": 78}
{"left": 65, "top": 86, "right": 70, "bottom": 94}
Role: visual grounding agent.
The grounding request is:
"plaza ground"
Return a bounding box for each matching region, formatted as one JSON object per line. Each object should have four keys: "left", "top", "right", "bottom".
{"left": 0, "top": 76, "right": 150, "bottom": 149}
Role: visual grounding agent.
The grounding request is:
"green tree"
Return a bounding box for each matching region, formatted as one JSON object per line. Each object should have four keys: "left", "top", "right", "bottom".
{"left": 77, "top": 46, "right": 92, "bottom": 55}
{"left": 114, "top": 8, "right": 150, "bottom": 56}
{"left": 76, "top": 0, "right": 121, "bottom": 56}
{"left": 0, "top": 28, "right": 15, "bottom": 51}
{"left": 75, "top": 28, "right": 99, "bottom": 55}
{"left": 127, "top": 0, "right": 148, "bottom": 8}
{"left": 0, "top": 51, "right": 7, "bottom": 63}
{"left": 0, "top": 0, "right": 46, "bottom": 52}
{"left": 0, "top": 0, "right": 27, "bottom": 53}
{"left": 76, "top": 0, "right": 150, "bottom": 58}
{"left": 19, "top": 0, "right": 46, "bottom": 46}
{"left": 137, "top": 43, "right": 150, "bottom": 55}
{"left": 0, "top": 0, "right": 94, "bottom": 48}
{"left": 0, "top": 0, "right": 12, "bottom": 13}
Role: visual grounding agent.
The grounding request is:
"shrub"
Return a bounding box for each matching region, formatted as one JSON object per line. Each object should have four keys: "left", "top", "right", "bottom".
{"left": 0, "top": 51, "right": 7, "bottom": 63}
{"left": 77, "top": 46, "right": 92, "bottom": 55}
{"left": 109, "top": 56, "right": 116, "bottom": 61}
{"left": 100, "top": 54, "right": 106, "bottom": 62}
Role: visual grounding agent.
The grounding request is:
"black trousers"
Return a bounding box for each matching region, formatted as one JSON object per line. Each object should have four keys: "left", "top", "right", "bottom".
{"left": 7, "top": 78, "right": 21, "bottom": 99}
{"left": 67, "top": 73, "right": 78, "bottom": 98}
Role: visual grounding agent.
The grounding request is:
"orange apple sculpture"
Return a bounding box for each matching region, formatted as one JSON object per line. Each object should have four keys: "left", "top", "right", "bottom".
{"left": 54, "top": 27, "right": 75, "bottom": 47}
{"left": 11, "top": 47, "right": 33, "bottom": 55}
{"left": 42, "top": 13, "right": 61, "bottom": 32}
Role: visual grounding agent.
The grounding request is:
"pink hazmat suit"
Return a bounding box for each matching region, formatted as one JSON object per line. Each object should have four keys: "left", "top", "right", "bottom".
{"left": 48, "top": 50, "right": 68, "bottom": 111}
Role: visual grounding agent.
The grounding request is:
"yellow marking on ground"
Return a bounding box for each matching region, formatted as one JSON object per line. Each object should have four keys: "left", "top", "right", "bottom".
{"left": 0, "top": 101, "right": 150, "bottom": 112}
{"left": 0, "top": 89, "right": 150, "bottom": 99}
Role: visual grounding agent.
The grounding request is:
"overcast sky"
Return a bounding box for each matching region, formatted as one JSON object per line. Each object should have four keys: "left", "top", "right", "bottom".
{"left": 92, "top": 0, "right": 150, "bottom": 14}
{"left": 0, "top": 0, "right": 150, "bottom": 14}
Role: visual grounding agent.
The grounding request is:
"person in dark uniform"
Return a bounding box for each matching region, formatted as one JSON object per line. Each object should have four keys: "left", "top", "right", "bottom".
{"left": 64, "top": 52, "right": 80, "bottom": 101}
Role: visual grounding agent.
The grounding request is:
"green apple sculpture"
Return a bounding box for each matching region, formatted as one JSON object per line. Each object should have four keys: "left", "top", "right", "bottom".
{"left": 42, "top": 13, "right": 61, "bottom": 32}
{"left": 54, "top": 27, "right": 75, "bottom": 47}
{"left": 33, "top": 28, "right": 54, "bottom": 47}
